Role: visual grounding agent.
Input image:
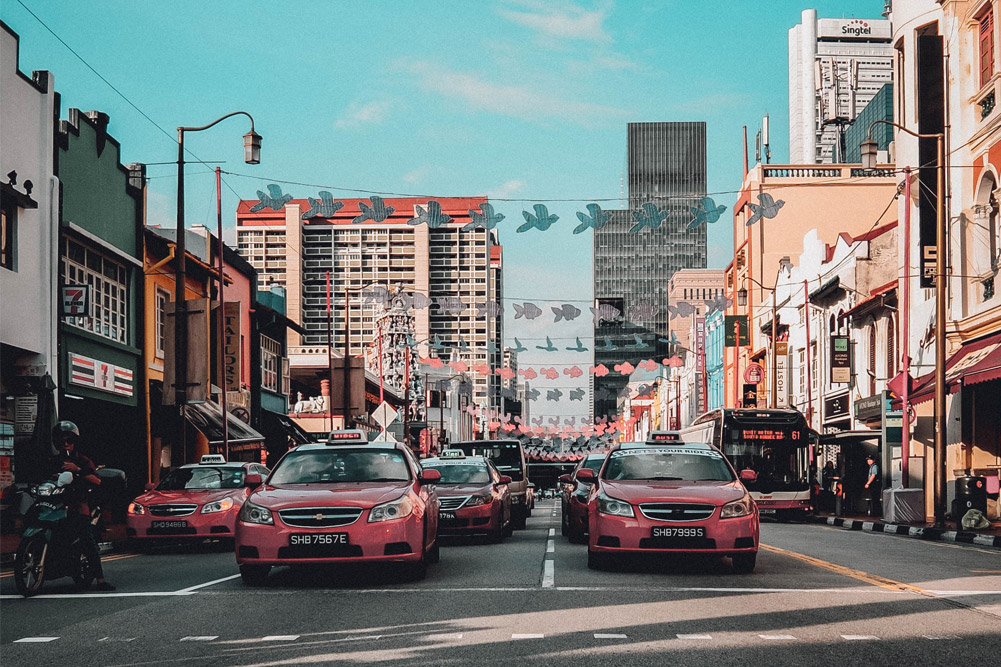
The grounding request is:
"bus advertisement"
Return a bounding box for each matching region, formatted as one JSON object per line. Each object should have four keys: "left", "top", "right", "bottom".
{"left": 678, "top": 409, "right": 815, "bottom": 520}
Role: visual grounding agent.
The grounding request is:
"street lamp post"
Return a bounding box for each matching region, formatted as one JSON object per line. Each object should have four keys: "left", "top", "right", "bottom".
{"left": 862, "top": 121, "right": 946, "bottom": 525}
{"left": 175, "top": 112, "right": 260, "bottom": 461}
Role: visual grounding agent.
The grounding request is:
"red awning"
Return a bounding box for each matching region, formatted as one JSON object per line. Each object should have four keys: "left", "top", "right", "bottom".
{"left": 908, "top": 332, "right": 1001, "bottom": 404}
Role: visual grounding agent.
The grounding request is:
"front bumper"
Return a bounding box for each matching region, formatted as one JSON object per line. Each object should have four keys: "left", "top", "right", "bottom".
{"left": 438, "top": 501, "right": 500, "bottom": 534}
{"left": 127, "top": 510, "right": 237, "bottom": 540}
{"left": 235, "top": 514, "right": 425, "bottom": 566}
{"left": 589, "top": 510, "right": 758, "bottom": 556}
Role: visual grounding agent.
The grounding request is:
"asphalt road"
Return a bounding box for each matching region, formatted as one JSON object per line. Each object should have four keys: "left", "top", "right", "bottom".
{"left": 2, "top": 501, "right": 999, "bottom": 666}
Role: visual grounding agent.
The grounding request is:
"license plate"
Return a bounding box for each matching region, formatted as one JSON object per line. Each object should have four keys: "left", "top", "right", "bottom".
{"left": 289, "top": 533, "right": 349, "bottom": 546}
{"left": 151, "top": 520, "right": 188, "bottom": 528}
{"left": 440, "top": 512, "right": 456, "bottom": 520}
{"left": 652, "top": 527, "right": 705, "bottom": 538}
{"left": 759, "top": 509, "right": 776, "bottom": 515}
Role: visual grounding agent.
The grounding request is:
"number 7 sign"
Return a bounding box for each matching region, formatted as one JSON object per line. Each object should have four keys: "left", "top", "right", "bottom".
{"left": 61, "top": 285, "right": 90, "bottom": 316}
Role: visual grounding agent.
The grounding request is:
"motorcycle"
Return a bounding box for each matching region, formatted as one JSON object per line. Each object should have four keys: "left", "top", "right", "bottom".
{"left": 13, "top": 467, "right": 125, "bottom": 597}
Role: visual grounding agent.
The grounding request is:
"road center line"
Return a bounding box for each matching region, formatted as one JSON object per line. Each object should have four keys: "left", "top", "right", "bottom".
{"left": 542, "top": 560, "right": 555, "bottom": 588}
{"left": 760, "top": 544, "right": 931, "bottom": 595}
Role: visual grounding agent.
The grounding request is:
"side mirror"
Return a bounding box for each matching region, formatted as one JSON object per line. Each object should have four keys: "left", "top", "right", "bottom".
{"left": 244, "top": 473, "right": 263, "bottom": 489}
{"left": 144, "top": 482, "right": 156, "bottom": 492}
{"left": 420, "top": 469, "right": 441, "bottom": 484}
{"left": 558, "top": 474, "right": 571, "bottom": 485}
{"left": 739, "top": 470, "right": 758, "bottom": 483}
{"left": 498, "top": 475, "right": 513, "bottom": 485}
{"left": 527, "top": 482, "right": 536, "bottom": 489}
{"left": 575, "top": 469, "right": 596, "bottom": 483}
{"left": 56, "top": 471, "right": 74, "bottom": 487}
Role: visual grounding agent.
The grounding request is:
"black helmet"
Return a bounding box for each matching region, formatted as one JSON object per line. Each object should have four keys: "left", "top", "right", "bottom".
{"left": 53, "top": 421, "right": 80, "bottom": 441}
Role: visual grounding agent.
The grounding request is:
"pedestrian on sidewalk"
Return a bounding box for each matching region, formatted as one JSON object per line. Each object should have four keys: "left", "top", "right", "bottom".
{"left": 864, "top": 454, "right": 881, "bottom": 517}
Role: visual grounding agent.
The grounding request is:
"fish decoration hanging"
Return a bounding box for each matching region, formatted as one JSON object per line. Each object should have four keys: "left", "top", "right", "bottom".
{"left": 687, "top": 196, "right": 727, "bottom": 230}
{"left": 573, "top": 203, "right": 612, "bottom": 234}
{"left": 519, "top": 368, "right": 538, "bottom": 380}
{"left": 476, "top": 301, "right": 503, "bottom": 318}
{"left": 539, "top": 367, "right": 560, "bottom": 380}
{"left": 628, "top": 202, "right": 668, "bottom": 233}
{"left": 614, "top": 362, "right": 635, "bottom": 375}
{"left": 667, "top": 302, "right": 696, "bottom": 319}
{"left": 301, "top": 191, "right": 344, "bottom": 219}
{"left": 249, "top": 184, "right": 293, "bottom": 212}
{"left": 705, "top": 295, "right": 733, "bottom": 317}
{"left": 352, "top": 196, "right": 395, "bottom": 223}
{"left": 435, "top": 296, "right": 466, "bottom": 316}
{"left": 746, "top": 193, "right": 785, "bottom": 226}
{"left": 513, "top": 302, "right": 543, "bottom": 320}
{"left": 517, "top": 204, "right": 559, "bottom": 232}
{"left": 638, "top": 359, "right": 659, "bottom": 372}
{"left": 589, "top": 364, "right": 610, "bottom": 377}
{"left": 463, "top": 202, "right": 505, "bottom": 231}
{"left": 407, "top": 200, "right": 453, "bottom": 228}
{"left": 552, "top": 304, "right": 581, "bottom": 322}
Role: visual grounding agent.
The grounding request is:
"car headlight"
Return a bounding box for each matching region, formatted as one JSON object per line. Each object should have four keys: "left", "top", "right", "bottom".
{"left": 466, "top": 493, "right": 493, "bottom": 507}
{"left": 596, "top": 492, "right": 634, "bottom": 517}
{"left": 721, "top": 494, "right": 754, "bottom": 519}
{"left": 201, "top": 498, "right": 234, "bottom": 514}
{"left": 368, "top": 494, "right": 415, "bottom": 522}
{"left": 238, "top": 500, "right": 273, "bottom": 525}
{"left": 128, "top": 501, "right": 146, "bottom": 515}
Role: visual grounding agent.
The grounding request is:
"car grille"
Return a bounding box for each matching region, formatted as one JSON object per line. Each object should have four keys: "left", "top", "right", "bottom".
{"left": 639, "top": 503, "right": 716, "bottom": 522}
{"left": 277, "top": 507, "right": 362, "bottom": 528}
{"left": 438, "top": 496, "right": 470, "bottom": 511}
{"left": 149, "top": 504, "right": 197, "bottom": 517}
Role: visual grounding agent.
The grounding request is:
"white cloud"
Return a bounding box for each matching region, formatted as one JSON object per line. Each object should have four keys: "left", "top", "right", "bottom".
{"left": 403, "top": 165, "right": 431, "bottom": 184}
{"left": 488, "top": 180, "right": 526, "bottom": 199}
{"left": 407, "top": 61, "right": 628, "bottom": 126}
{"left": 335, "top": 100, "right": 391, "bottom": 129}
{"left": 497, "top": 2, "right": 611, "bottom": 43}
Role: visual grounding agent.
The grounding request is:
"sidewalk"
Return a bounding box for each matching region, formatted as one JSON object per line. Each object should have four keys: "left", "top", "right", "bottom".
{"left": 806, "top": 512, "right": 1001, "bottom": 550}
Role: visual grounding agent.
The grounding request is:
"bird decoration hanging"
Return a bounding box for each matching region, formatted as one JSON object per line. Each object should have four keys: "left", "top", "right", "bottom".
{"left": 249, "top": 184, "right": 293, "bottom": 212}
{"left": 517, "top": 204, "right": 559, "bottom": 232}
{"left": 746, "top": 193, "right": 785, "bottom": 226}
{"left": 687, "top": 196, "right": 727, "bottom": 229}
{"left": 463, "top": 202, "right": 505, "bottom": 230}
{"left": 573, "top": 203, "right": 612, "bottom": 234}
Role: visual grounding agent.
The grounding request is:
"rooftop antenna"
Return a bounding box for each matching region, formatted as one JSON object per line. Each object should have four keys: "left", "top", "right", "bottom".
{"left": 762, "top": 114, "right": 771, "bottom": 164}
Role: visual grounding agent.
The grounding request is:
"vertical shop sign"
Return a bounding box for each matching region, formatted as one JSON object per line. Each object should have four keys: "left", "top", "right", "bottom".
{"left": 224, "top": 302, "right": 242, "bottom": 392}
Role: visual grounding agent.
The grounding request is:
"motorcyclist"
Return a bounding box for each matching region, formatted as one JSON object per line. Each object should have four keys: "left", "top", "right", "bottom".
{"left": 50, "top": 421, "right": 115, "bottom": 591}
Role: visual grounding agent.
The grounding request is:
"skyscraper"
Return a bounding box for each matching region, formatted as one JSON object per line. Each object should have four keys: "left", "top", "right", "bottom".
{"left": 593, "top": 122, "right": 707, "bottom": 419}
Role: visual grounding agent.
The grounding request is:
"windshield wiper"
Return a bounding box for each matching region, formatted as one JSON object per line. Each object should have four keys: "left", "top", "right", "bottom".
{"left": 361, "top": 477, "right": 409, "bottom": 482}
{"left": 643, "top": 476, "right": 684, "bottom": 481}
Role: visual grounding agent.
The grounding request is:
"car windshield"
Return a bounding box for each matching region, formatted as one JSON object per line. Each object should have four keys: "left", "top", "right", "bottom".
{"left": 422, "top": 462, "right": 491, "bottom": 484}
{"left": 158, "top": 467, "right": 244, "bottom": 490}
{"left": 603, "top": 447, "right": 734, "bottom": 482}
{"left": 582, "top": 456, "right": 605, "bottom": 472}
{"left": 269, "top": 449, "right": 410, "bottom": 484}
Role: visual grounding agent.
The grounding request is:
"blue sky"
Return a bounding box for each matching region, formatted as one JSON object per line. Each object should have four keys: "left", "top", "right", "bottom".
{"left": 3, "top": 0, "right": 885, "bottom": 417}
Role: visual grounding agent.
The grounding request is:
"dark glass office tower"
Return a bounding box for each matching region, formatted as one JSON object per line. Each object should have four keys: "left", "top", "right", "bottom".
{"left": 593, "top": 122, "right": 707, "bottom": 419}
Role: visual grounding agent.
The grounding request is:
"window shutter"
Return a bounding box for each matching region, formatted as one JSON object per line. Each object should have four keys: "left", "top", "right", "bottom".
{"left": 981, "top": 8, "right": 995, "bottom": 88}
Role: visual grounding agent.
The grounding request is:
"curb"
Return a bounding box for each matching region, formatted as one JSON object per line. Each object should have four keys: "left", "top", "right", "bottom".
{"left": 808, "top": 515, "right": 1001, "bottom": 549}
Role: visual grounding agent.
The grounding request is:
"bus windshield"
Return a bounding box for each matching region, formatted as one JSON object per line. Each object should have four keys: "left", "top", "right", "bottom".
{"left": 718, "top": 411, "right": 810, "bottom": 493}
{"left": 451, "top": 441, "right": 525, "bottom": 481}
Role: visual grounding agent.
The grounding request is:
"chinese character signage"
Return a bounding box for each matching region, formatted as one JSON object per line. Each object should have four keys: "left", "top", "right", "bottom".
{"left": 695, "top": 317, "right": 706, "bottom": 414}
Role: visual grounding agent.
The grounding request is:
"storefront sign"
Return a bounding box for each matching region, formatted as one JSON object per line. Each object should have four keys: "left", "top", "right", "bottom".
{"left": 744, "top": 363, "right": 764, "bottom": 384}
{"left": 855, "top": 391, "right": 889, "bottom": 422}
{"left": 0, "top": 455, "right": 11, "bottom": 488}
{"left": 61, "top": 284, "right": 89, "bottom": 317}
{"left": 695, "top": 318, "right": 706, "bottom": 414}
{"left": 14, "top": 396, "right": 38, "bottom": 434}
{"left": 725, "top": 315, "right": 749, "bottom": 347}
{"left": 830, "top": 336, "right": 851, "bottom": 383}
{"left": 776, "top": 350, "right": 789, "bottom": 408}
{"left": 742, "top": 384, "right": 758, "bottom": 408}
{"left": 824, "top": 392, "right": 850, "bottom": 421}
{"left": 69, "top": 353, "right": 134, "bottom": 397}
{"left": 223, "top": 302, "right": 242, "bottom": 392}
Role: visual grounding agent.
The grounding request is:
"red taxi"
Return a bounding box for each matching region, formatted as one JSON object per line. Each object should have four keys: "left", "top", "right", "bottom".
{"left": 126, "top": 455, "right": 270, "bottom": 547}
{"left": 421, "top": 450, "right": 513, "bottom": 542}
{"left": 234, "top": 430, "right": 441, "bottom": 585}
{"left": 559, "top": 452, "right": 607, "bottom": 544}
{"left": 578, "top": 441, "right": 759, "bottom": 573}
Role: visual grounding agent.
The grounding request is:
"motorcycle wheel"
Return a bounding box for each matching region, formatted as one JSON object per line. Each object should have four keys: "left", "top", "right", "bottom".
{"left": 72, "top": 543, "right": 95, "bottom": 589}
{"left": 14, "top": 535, "right": 47, "bottom": 597}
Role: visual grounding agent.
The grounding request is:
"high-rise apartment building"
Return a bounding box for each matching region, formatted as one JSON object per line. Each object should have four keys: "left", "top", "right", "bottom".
{"left": 236, "top": 197, "right": 503, "bottom": 408}
{"left": 788, "top": 9, "right": 893, "bottom": 164}
{"left": 593, "top": 122, "right": 707, "bottom": 419}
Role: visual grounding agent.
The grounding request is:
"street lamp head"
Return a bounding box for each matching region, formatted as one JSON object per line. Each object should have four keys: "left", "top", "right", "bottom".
{"left": 737, "top": 288, "right": 748, "bottom": 307}
{"left": 860, "top": 139, "right": 879, "bottom": 169}
{"left": 243, "top": 130, "right": 262, "bottom": 165}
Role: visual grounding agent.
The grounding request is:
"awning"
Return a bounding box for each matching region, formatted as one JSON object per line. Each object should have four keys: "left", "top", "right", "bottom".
{"left": 908, "top": 332, "right": 1001, "bottom": 404}
{"left": 261, "top": 410, "right": 313, "bottom": 445}
{"left": 809, "top": 276, "right": 842, "bottom": 303}
{"left": 819, "top": 430, "right": 881, "bottom": 454}
{"left": 844, "top": 282, "right": 896, "bottom": 320}
{"left": 186, "top": 400, "right": 265, "bottom": 446}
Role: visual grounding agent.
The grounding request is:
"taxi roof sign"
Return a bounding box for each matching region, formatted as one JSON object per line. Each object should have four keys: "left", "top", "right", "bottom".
{"left": 327, "top": 429, "right": 368, "bottom": 443}
{"left": 439, "top": 449, "right": 466, "bottom": 459}
{"left": 199, "top": 454, "right": 226, "bottom": 464}
{"left": 648, "top": 431, "right": 681, "bottom": 442}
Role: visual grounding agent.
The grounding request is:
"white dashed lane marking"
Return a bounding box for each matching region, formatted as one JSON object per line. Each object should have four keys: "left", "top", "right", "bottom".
{"left": 512, "top": 634, "right": 545, "bottom": 639}
{"left": 546, "top": 539, "right": 555, "bottom": 553}
{"left": 842, "top": 635, "right": 880, "bottom": 640}
{"left": 759, "top": 634, "right": 797, "bottom": 640}
{"left": 14, "top": 637, "right": 59, "bottom": 643}
{"left": 542, "top": 560, "right": 555, "bottom": 588}
{"left": 261, "top": 635, "right": 300, "bottom": 641}
{"left": 426, "top": 633, "right": 464, "bottom": 641}
{"left": 549, "top": 528, "right": 555, "bottom": 537}
{"left": 677, "top": 634, "right": 713, "bottom": 640}
{"left": 180, "top": 636, "right": 218, "bottom": 642}
{"left": 594, "top": 633, "right": 628, "bottom": 639}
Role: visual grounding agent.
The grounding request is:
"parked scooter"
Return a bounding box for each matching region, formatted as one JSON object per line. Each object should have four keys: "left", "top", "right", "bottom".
{"left": 13, "top": 467, "right": 125, "bottom": 597}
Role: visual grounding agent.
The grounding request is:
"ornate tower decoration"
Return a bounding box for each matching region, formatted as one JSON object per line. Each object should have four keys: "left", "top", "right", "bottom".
{"left": 366, "top": 288, "right": 425, "bottom": 425}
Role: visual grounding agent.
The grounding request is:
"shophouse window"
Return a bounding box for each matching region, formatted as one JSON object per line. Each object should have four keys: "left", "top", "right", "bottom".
{"left": 868, "top": 324, "right": 877, "bottom": 395}
{"left": 1, "top": 199, "right": 15, "bottom": 271}
{"left": 155, "top": 288, "right": 169, "bottom": 358}
{"left": 980, "top": 4, "right": 995, "bottom": 88}
{"left": 886, "top": 317, "right": 897, "bottom": 378}
{"left": 261, "top": 334, "right": 281, "bottom": 392}
{"left": 62, "top": 239, "right": 128, "bottom": 344}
